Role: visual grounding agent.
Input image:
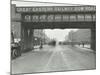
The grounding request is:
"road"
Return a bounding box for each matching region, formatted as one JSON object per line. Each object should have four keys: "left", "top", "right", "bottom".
{"left": 11, "top": 45, "right": 96, "bottom": 74}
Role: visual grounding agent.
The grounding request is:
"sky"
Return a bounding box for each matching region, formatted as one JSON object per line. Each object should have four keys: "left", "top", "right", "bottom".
{"left": 44, "top": 29, "right": 78, "bottom": 41}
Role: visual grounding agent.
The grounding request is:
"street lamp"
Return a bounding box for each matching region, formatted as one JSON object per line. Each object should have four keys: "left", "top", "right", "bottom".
{"left": 34, "top": 38, "right": 37, "bottom": 41}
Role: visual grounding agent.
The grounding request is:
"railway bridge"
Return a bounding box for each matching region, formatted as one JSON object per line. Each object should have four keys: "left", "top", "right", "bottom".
{"left": 13, "top": 5, "right": 96, "bottom": 51}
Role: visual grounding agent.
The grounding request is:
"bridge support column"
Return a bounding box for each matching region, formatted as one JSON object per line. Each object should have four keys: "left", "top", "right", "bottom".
{"left": 91, "top": 28, "right": 96, "bottom": 51}
{"left": 21, "top": 24, "right": 33, "bottom": 52}
{"left": 20, "top": 24, "right": 24, "bottom": 52}
{"left": 27, "top": 29, "right": 33, "bottom": 50}
{"left": 24, "top": 28, "right": 33, "bottom": 51}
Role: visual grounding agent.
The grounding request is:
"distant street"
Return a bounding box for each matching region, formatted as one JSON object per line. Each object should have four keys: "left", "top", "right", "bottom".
{"left": 11, "top": 45, "right": 96, "bottom": 74}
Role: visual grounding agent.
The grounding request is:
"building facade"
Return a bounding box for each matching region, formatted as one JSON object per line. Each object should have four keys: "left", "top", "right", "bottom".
{"left": 66, "top": 29, "right": 91, "bottom": 45}
{"left": 11, "top": 4, "right": 21, "bottom": 42}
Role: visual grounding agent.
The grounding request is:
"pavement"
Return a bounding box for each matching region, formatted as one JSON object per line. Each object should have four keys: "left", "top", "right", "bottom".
{"left": 11, "top": 45, "right": 96, "bottom": 74}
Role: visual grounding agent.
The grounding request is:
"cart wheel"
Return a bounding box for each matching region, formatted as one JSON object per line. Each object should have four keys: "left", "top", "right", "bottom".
{"left": 13, "top": 49, "right": 18, "bottom": 58}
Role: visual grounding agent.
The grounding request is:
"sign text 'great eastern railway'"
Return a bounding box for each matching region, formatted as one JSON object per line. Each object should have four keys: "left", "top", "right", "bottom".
{"left": 16, "top": 6, "right": 96, "bottom": 13}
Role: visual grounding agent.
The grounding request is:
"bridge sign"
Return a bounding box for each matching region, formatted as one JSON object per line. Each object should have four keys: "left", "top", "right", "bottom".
{"left": 16, "top": 6, "right": 96, "bottom": 13}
